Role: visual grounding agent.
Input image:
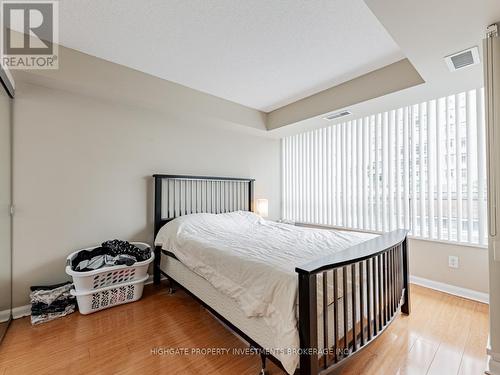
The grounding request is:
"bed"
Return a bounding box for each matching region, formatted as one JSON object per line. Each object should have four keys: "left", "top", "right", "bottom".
{"left": 152, "top": 174, "right": 410, "bottom": 375}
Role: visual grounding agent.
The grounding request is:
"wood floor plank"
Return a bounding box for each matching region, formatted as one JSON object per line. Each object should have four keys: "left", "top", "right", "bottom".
{"left": 457, "top": 302, "right": 489, "bottom": 375}
{"left": 0, "top": 283, "right": 488, "bottom": 375}
{"left": 395, "top": 338, "right": 440, "bottom": 375}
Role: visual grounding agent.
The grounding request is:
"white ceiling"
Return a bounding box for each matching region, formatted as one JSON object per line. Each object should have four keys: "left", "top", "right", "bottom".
{"left": 57, "top": 0, "right": 404, "bottom": 112}
{"left": 270, "top": 0, "right": 500, "bottom": 137}
{"left": 365, "top": 0, "right": 500, "bottom": 97}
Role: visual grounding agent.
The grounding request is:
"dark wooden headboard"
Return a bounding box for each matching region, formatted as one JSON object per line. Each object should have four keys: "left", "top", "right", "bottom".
{"left": 153, "top": 174, "right": 255, "bottom": 237}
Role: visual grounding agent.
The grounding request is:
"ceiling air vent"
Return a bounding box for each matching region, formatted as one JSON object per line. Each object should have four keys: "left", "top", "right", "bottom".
{"left": 444, "top": 47, "right": 480, "bottom": 72}
{"left": 323, "top": 110, "right": 352, "bottom": 121}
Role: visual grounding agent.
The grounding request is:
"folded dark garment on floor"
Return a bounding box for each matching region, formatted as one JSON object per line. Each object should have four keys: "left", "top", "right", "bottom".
{"left": 30, "top": 282, "right": 74, "bottom": 306}
{"left": 31, "top": 298, "right": 76, "bottom": 311}
{"left": 31, "top": 300, "right": 76, "bottom": 315}
{"left": 30, "top": 281, "right": 72, "bottom": 292}
{"left": 31, "top": 305, "right": 75, "bottom": 325}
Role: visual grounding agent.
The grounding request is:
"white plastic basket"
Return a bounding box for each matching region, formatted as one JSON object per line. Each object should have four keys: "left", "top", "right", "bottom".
{"left": 65, "top": 242, "right": 154, "bottom": 292}
{"left": 70, "top": 275, "right": 149, "bottom": 314}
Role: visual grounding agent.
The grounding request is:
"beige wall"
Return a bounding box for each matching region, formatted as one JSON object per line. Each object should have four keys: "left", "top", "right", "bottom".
{"left": 12, "top": 74, "right": 280, "bottom": 307}
{"left": 409, "top": 238, "right": 488, "bottom": 294}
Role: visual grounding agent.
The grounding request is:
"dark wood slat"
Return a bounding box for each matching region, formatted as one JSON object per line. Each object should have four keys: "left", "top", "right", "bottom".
{"left": 351, "top": 263, "right": 357, "bottom": 352}
{"left": 249, "top": 180, "right": 254, "bottom": 212}
{"left": 185, "top": 180, "right": 188, "bottom": 215}
{"left": 391, "top": 248, "right": 395, "bottom": 312}
{"left": 225, "top": 181, "right": 228, "bottom": 212}
{"left": 322, "top": 271, "right": 329, "bottom": 369}
{"left": 399, "top": 244, "right": 403, "bottom": 299}
{"left": 387, "top": 252, "right": 391, "bottom": 323}
{"left": 400, "top": 244, "right": 404, "bottom": 301}
{"left": 206, "top": 180, "right": 209, "bottom": 212}
{"left": 367, "top": 258, "right": 372, "bottom": 340}
{"left": 211, "top": 180, "right": 214, "bottom": 212}
{"left": 388, "top": 249, "right": 392, "bottom": 316}
{"left": 224, "top": 181, "right": 227, "bottom": 212}
{"left": 390, "top": 248, "right": 394, "bottom": 314}
{"left": 402, "top": 238, "right": 411, "bottom": 314}
{"left": 392, "top": 248, "right": 396, "bottom": 313}
{"left": 192, "top": 181, "right": 195, "bottom": 214}
{"left": 173, "top": 180, "right": 177, "bottom": 217}
{"left": 298, "top": 273, "right": 319, "bottom": 375}
{"left": 218, "top": 181, "right": 221, "bottom": 213}
{"left": 153, "top": 177, "right": 163, "bottom": 285}
{"left": 219, "top": 181, "right": 222, "bottom": 213}
{"left": 360, "top": 261, "right": 365, "bottom": 346}
{"left": 378, "top": 253, "right": 383, "bottom": 329}
{"left": 384, "top": 252, "right": 388, "bottom": 324}
{"left": 398, "top": 246, "right": 401, "bottom": 304}
{"left": 154, "top": 177, "right": 162, "bottom": 236}
{"left": 333, "top": 268, "right": 339, "bottom": 364}
{"left": 343, "top": 266, "right": 349, "bottom": 355}
{"left": 399, "top": 244, "right": 404, "bottom": 303}
{"left": 373, "top": 256, "right": 378, "bottom": 336}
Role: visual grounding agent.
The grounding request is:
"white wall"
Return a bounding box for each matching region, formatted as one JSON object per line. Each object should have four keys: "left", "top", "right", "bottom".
{"left": 409, "top": 238, "right": 488, "bottom": 295}
{"left": 12, "top": 69, "right": 280, "bottom": 307}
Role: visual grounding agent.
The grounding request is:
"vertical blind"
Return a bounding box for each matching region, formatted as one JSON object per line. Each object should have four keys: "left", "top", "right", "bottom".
{"left": 282, "top": 88, "right": 487, "bottom": 245}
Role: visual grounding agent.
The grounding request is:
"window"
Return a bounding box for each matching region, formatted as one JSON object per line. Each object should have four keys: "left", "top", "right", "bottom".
{"left": 281, "top": 89, "right": 487, "bottom": 245}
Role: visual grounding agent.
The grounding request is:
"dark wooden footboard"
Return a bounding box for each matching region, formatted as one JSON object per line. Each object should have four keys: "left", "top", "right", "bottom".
{"left": 295, "top": 230, "right": 409, "bottom": 375}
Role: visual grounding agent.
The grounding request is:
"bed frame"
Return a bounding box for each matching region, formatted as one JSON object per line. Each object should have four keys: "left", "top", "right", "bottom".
{"left": 152, "top": 174, "right": 410, "bottom": 375}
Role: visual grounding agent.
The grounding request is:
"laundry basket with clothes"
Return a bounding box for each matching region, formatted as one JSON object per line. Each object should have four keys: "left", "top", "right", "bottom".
{"left": 65, "top": 240, "right": 153, "bottom": 314}
{"left": 71, "top": 240, "right": 151, "bottom": 272}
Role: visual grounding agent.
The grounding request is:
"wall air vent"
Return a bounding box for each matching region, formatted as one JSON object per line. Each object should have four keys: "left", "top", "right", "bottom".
{"left": 323, "top": 110, "right": 352, "bottom": 121}
{"left": 444, "top": 47, "right": 480, "bottom": 72}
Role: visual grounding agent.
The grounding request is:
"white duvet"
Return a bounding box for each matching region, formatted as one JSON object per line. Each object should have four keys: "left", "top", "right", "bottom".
{"left": 155, "top": 211, "right": 376, "bottom": 374}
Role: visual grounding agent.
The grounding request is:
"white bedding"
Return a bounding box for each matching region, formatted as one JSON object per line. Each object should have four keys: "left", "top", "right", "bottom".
{"left": 155, "top": 211, "right": 377, "bottom": 374}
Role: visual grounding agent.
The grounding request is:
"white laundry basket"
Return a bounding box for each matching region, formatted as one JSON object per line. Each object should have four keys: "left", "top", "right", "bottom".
{"left": 66, "top": 242, "right": 154, "bottom": 292}
{"left": 70, "top": 275, "right": 149, "bottom": 314}
{"left": 65, "top": 242, "right": 154, "bottom": 314}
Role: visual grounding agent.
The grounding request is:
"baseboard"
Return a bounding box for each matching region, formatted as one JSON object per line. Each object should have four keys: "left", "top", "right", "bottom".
{"left": 11, "top": 274, "right": 164, "bottom": 320}
{"left": 487, "top": 356, "right": 500, "bottom": 375}
{"left": 487, "top": 339, "right": 500, "bottom": 375}
{"left": 12, "top": 304, "right": 31, "bottom": 319}
{"left": 410, "top": 275, "right": 489, "bottom": 304}
{"left": 0, "top": 309, "right": 11, "bottom": 322}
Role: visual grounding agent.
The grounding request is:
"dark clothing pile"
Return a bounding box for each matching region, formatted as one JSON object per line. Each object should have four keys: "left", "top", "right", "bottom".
{"left": 71, "top": 240, "right": 151, "bottom": 272}
{"left": 30, "top": 282, "right": 76, "bottom": 325}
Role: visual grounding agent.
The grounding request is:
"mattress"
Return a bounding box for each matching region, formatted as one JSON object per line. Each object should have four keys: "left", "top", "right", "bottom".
{"left": 155, "top": 212, "right": 375, "bottom": 373}
{"left": 160, "top": 255, "right": 357, "bottom": 373}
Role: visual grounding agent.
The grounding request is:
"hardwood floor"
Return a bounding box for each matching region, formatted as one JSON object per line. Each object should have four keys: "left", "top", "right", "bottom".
{"left": 0, "top": 283, "right": 488, "bottom": 375}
